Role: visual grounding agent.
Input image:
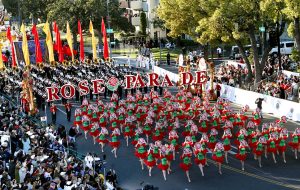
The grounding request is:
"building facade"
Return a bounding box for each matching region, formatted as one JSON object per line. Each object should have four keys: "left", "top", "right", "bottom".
{"left": 119, "top": 0, "right": 167, "bottom": 39}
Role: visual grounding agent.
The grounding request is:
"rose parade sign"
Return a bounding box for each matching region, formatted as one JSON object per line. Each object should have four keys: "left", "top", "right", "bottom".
{"left": 46, "top": 71, "right": 207, "bottom": 102}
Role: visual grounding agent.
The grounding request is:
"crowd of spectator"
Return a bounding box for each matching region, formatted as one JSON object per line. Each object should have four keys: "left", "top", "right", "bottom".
{"left": 0, "top": 96, "right": 116, "bottom": 190}
{"left": 216, "top": 64, "right": 249, "bottom": 88}
{"left": 215, "top": 57, "right": 300, "bottom": 102}
{"left": 256, "top": 73, "right": 299, "bottom": 102}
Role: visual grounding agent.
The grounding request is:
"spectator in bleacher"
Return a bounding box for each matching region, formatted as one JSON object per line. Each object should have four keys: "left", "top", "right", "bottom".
{"left": 0, "top": 95, "right": 111, "bottom": 190}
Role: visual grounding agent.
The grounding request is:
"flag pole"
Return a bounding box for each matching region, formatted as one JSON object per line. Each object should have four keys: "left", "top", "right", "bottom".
{"left": 106, "top": 0, "right": 112, "bottom": 59}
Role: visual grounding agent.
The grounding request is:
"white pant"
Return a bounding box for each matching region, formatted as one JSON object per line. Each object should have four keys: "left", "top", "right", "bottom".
{"left": 128, "top": 61, "right": 131, "bottom": 68}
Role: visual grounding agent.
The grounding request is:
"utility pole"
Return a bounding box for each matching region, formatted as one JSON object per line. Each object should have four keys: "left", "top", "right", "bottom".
{"left": 107, "top": 0, "right": 112, "bottom": 59}
{"left": 277, "top": 19, "right": 281, "bottom": 71}
{"left": 159, "top": 31, "right": 162, "bottom": 64}
{"left": 18, "top": 0, "right": 21, "bottom": 27}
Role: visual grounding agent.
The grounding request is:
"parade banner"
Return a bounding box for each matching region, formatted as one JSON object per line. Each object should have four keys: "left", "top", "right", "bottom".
{"left": 53, "top": 22, "right": 64, "bottom": 62}
{"left": 43, "top": 22, "right": 55, "bottom": 63}
{"left": 66, "top": 22, "right": 74, "bottom": 61}
{"left": 89, "top": 20, "right": 98, "bottom": 60}
{"left": 106, "top": 77, "right": 120, "bottom": 92}
{"left": 78, "top": 20, "right": 85, "bottom": 62}
{"left": 32, "top": 24, "right": 43, "bottom": 63}
{"left": 20, "top": 24, "right": 31, "bottom": 67}
{"left": 7, "top": 27, "right": 17, "bottom": 68}
{"left": 101, "top": 18, "right": 109, "bottom": 60}
{"left": 14, "top": 40, "right": 46, "bottom": 64}
{"left": 45, "top": 71, "right": 207, "bottom": 102}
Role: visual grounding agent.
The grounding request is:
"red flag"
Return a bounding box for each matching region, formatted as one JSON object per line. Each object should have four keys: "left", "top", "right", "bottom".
{"left": 32, "top": 24, "right": 43, "bottom": 63}
{"left": 78, "top": 20, "right": 85, "bottom": 62}
{"left": 6, "top": 27, "right": 17, "bottom": 68}
{"left": 101, "top": 18, "right": 109, "bottom": 60}
{"left": 53, "top": 22, "right": 64, "bottom": 62}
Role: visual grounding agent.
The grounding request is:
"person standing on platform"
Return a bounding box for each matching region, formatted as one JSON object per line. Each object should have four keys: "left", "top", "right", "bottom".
{"left": 50, "top": 103, "right": 57, "bottom": 124}
{"left": 255, "top": 97, "right": 264, "bottom": 119}
{"left": 216, "top": 83, "right": 221, "bottom": 98}
{"left": 65, "top": 100, "right": 72, "bottom": 122}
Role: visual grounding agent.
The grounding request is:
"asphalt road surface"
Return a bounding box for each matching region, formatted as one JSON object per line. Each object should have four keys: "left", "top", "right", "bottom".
{"left": 40, "top": 57, "right": 300, "bottom": 190}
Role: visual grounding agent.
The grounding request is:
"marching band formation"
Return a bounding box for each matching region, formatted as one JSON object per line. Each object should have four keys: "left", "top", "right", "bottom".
{"left": 0, "top": 61, "right": 160, "bottom": 111}
{"left": 71, "top": 88, "right": 299, "bottom": 182}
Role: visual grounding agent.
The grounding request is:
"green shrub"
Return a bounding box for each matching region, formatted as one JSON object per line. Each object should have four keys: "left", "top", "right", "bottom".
{"left": 291, "top": 48, "right": 300, "bottom": 63}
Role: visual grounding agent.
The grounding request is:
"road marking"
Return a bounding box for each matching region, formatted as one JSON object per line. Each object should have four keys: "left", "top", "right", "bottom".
{"left": 57, "top": 108, "right": 66, "bottom": 115}
{"left": 208, "top": 159, "right": 299, "bottom": 190}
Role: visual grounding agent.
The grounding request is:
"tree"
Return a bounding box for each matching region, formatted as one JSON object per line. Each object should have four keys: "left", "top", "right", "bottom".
{"left": 158, "top": 0, "right": 285, "bottom": 83}
{"left": 46, "top": 0, "right": 134, "bottom": 39}
{"left": 282, "top": 0, "right": 300, "bottom": 57}
{"left": 140, "top": 12, "right": 147, "bottom": 35}
{"left": 152, "top": 17, "right": 166, "bottom": 30}
{"left": 3, "top": 0, "right": 54, "bottom": 23}
{"left": 3, "top": 0, "right": 134, "bottom": 35}
{"left": 2, "top": 0, "right": 18, "bottom": 17}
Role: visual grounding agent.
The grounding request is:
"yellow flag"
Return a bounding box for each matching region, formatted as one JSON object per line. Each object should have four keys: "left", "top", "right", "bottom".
{"left": 89, "top": 20, "right": 97, "bottom": 60}
{"left": 43, "top": 21, "right": 55, "bottom": 63}
{"left": 20, "top": 24, "right": 30, "bottom": 67}
{"left": 0, "top": 43, "right": 4, "bottom": 70}
{"left": 66, "top": 22, "right": 74, "bottom": 61}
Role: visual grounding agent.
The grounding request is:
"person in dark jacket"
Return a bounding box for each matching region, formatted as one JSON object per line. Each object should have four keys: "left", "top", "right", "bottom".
{"left": 167, "top": 52, "right": 171, "bottom": 65}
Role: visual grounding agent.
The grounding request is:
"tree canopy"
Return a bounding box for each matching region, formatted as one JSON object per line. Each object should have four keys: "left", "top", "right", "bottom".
{"left": 3, "top": 0, "right": 134, "bottom": 34}
{"left": 157, "top": 0, "right": 287, "bottom": 83}
{"left": 2, "top": 0, "right": 55, "bottom": 23}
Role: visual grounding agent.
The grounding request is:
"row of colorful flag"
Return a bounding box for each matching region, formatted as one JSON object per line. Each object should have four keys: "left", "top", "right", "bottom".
{"left": 0, "top": 18, "right": 110, "bottom": 70}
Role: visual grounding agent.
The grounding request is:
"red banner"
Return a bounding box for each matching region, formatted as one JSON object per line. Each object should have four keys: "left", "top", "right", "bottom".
{"left": 101, "top": 18, "right": 109, "bottom": 60}
{"left": 32, "top": 24, "right": 43, "bottom": 63}
{"left": 6, "top": 27, "right": 17, "bottom": 68}
{"left": 53, "top": 22, "right": 64, "bottom": 62}
{"left": 78, "top": 20, "right": 85, "bottom": 62}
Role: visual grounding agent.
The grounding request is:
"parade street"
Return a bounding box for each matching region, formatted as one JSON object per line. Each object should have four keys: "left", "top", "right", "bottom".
{"left": 2, "top": 0, "right": 300, "bottom": 189}
{"left": 46, "top": 92, "right": 300, "bottom": 190}
{"left": 40, "top": 59, "right": 300, "bottom": 190}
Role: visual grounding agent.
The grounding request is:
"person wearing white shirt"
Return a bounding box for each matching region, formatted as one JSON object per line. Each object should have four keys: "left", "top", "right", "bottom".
{"left": 127, "top": 55, "right": 131, "bottom": 69}
{"left": 179, "top": 54, "right": 184, "bottom": 66}
{"left": 142, "top": 56, "right": 146, "bottom": 67}
{"left": 146, "top": 57, "right": 150, "bottom": 70}
{"left": 84, "top": 153, "right": 94, "bottom": 170}
{"left": 137, "top": 55, "right": 142, "bottom": 67}
{"left": 151, "top": 58, "right": 155, "bottom": 71}
{"left": 217, "top": 47, "right": 222, "bottom": 58}
{"left": 64, "top": 181, "right": 77, "bottom": 190}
